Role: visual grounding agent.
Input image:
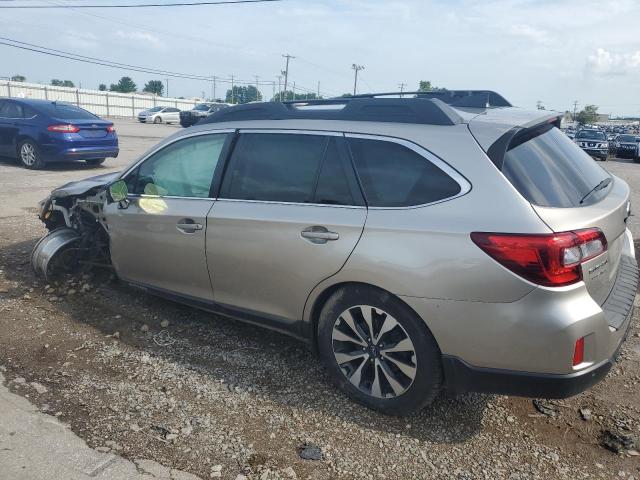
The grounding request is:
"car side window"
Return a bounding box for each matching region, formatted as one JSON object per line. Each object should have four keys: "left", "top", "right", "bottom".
{"left": 347, "top": 137, "right": 462, "bottom": 207}
{"left": 0, "top": 101, "right": 23, "bottom": 119}
{"left": 132, "top": 133, "right": 229, "bottom": 198}
{"left": 313, "top": 137, "right": 357, "bottom": 206}
{"left": 220, "top": 133, "right": 328, "bottom": 203}
{"left": 22, "top": 106, "right": 37, "bottom": 118}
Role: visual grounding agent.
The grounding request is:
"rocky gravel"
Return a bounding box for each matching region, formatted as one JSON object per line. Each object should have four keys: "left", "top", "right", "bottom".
{"left": 1, "top": 213, "right": 639, "bottom": 480}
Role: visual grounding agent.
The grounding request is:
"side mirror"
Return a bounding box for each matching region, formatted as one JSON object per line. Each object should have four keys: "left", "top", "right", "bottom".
{"left": 108, "top": 179, "right": 128, "bottom": 203}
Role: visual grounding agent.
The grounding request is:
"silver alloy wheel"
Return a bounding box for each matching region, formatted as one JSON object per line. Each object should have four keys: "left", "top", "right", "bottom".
{"left": 332, "top": 305, "right": 417, "bottom": 399}
{"left": 20, "top": 143, "right": 37, "bottom": 166}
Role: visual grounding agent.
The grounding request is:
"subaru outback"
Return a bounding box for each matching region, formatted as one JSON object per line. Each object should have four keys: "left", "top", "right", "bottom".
{"left": 32, "top": 91, "right": 638, "bottom": 415}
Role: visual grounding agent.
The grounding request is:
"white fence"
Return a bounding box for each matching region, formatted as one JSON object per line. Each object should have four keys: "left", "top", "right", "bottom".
{"left": 0, "top": 80, "right": 200, "bottom": 118}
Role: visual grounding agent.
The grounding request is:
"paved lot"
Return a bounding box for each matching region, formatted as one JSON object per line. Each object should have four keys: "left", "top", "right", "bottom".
{"left": 1, "top": 121, "right": 640, "bottom": 479}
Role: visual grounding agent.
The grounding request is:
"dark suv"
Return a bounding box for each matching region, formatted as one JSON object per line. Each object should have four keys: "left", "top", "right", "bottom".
{"left": 613, "top": 134, "right": 639, "bottom": 159}
{"left": 179, "top": 102, "right": 230, "bottom": 128}
{"left": 575, "top": 129, "right": 609, "bottom": 161}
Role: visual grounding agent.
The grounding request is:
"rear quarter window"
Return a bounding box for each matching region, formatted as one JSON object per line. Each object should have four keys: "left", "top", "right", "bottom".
{"left": 347, "top": 137, "right": 462, "bottom": 207}
{"left": 502, "top": 127, "right": 610, "bottom": 208}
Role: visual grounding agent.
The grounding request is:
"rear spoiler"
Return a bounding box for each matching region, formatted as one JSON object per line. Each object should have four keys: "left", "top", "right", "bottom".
{"left": 486, "top": 115, "right": 562, "bottom": 170}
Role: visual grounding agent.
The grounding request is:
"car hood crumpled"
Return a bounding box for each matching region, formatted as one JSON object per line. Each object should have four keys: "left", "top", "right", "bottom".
{"left": 51, "top": 171, "right": 121, "bottom": 198}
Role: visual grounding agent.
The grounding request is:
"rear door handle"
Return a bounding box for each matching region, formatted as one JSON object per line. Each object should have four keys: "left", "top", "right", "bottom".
{"left": 176, "top": 219, "right": 203, "bottom": 234}
{"left": 301, "top": 226, "right": 339, "bottom": 244}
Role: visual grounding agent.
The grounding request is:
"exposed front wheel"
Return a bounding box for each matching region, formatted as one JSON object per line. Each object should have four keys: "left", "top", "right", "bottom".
{"left": 317, "top": 285, "right": 442, "bottom": 415}
{"left": 154, "top": 116, "right": 162, "bottom": 124}
{"left": 18, "top": 140, "right": 45, "bottom": 169}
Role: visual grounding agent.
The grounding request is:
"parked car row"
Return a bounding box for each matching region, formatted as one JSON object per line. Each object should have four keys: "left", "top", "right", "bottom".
{"left": 179, "top": 102, "right": 231, "bottom": 127}
{"left": 563, "top": 126, "right": 640, "bottom": 163}
{"left": 136, "top": 103, "right": 232, "bottom": 127}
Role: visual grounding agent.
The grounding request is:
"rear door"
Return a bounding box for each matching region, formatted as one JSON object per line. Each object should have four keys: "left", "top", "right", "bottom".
{"left": 500, "top": 125, "right": 630, "bottom": 305}
{"left": 206, "top": 130, "right": 366, "bottom": 325}
{"left": 0, "top": 100, "right": 23, "bottom": 157}
{"left": 104, "top": 131, "right": 231, "bottom": 301}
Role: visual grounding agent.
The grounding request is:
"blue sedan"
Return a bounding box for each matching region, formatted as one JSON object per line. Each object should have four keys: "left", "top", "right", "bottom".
{"left": 0, "top": 98, "right": 119, "bottom": 169}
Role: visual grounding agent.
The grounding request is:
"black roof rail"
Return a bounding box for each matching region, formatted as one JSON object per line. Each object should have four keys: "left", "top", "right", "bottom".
{"left": 346, "top": 90, "right": 512, "bottom": 108}
{"left": 200, "top": 97, "right": 465, "bottom": 126}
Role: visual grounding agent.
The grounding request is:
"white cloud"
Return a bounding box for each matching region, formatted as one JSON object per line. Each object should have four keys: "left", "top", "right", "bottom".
{"left": 62, "top": 30, "right": 99, "bottom": 50}
{"left": 507, "top": 24, "right": 550, "bottom": 45}
{"left": 586, "top": 48, "right": 640, "bottom": 76}
{"left": 115, "top": 31, "right": 162, "bottom": 47}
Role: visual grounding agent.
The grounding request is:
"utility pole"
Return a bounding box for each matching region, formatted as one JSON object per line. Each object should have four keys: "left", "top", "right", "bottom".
{"left": 352, "top": 64, "right": 365, "bottom": 95}
{"left": 277, "top": 75, "right": 282, "bottom": 101}
{"left": 230, "top": 75, "right": 235, "bottom": 104}
{"left": 282, "top": 54, "right": 295, "bottom": 100}
{"left": 317, "top": 81, "right": 320, "bottom": 99}
{"left": 254, "top": 75, "right": 260, "bottom": 101}
{"left": 292, "top": 82, "right": 295, "bottom": 100}
{"left": 165, "top": 78, "right": 169, "bottom": 98}
{"left": 211, "top": 76, "right": 217, "bottom": 101}
{"left": 573, "top": 100, "right": 579, "bottom": 123}
{"left": 272, "top": 81, "right": 276, "bottom": 102}
{"left": 398, "top": 82, "right": 406, "bottom": 97}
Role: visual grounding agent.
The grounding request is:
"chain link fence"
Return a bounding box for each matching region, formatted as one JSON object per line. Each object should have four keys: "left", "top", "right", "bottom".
{"left": 0, "top": 80, "right": 199, "bottom": 117}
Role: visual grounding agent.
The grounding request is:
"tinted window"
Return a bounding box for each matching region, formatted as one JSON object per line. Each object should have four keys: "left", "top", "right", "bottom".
{"left": 576, "top": 130, "right": 605, "bottom": 141}
{"left": 133, "top": 134, "right": 228, "bottom": 198}
{"left": 348, "top": 138, "right": 461, "bottom": 207}
{"left": 221, "top": 133, "right": 328, "bottom": 203}
{"left": 618, "top": 135, "right": 637, "bottom": 142}
{"left": 502, "top": 127, "right": 610, "bottom": 208}
{"left": 313, "top": 138, "right": 356, "bottom": 206}
{"left": 0, "top": 101, "right": 23, "bottom": 118}
{"left": 35, "top": 103, "right": 97, "bottom": 120}
{"left": 22, "top": 105, "right": 37, "bottom": 118}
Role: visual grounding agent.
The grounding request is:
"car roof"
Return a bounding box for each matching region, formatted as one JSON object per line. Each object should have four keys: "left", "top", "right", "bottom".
{"left": 0, "top": 97, "right": 74, "bottom": 107}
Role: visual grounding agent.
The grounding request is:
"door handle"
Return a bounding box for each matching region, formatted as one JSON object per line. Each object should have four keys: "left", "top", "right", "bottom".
{"left": 176, "top": 219, "right": 203, "bottom": 234}
{"left": 301, "top": 226, "right": 339, "bottom": 244}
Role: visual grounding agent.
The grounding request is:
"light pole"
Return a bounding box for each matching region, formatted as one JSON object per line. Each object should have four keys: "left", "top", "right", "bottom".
{"left": 352, "top": 64, "right": 364, "bottom": 95}
{"left": 282, "top": 54, "right": 294, "bottom": 100}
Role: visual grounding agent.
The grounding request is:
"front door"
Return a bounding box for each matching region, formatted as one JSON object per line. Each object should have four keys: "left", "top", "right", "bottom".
{"left": 0, "top": 101, "right": 22, "bottom": 157}
{"left": 104, "top": 132, "right": 231, "bottom": 301}
{"left": 206, "top": 131, "right": 367, "bottom": 326}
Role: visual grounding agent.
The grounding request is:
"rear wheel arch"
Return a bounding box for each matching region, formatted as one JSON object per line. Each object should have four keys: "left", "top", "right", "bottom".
{"left": 307, "top": 281, "right": 441, "bottom": 352}
{"left": 15, "top": 134, "right": 38, "bottom": 156}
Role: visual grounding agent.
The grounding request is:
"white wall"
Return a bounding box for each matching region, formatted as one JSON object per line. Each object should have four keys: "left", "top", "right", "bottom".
{"left": 0, "top": 80, "right": 199, "bottom": 117}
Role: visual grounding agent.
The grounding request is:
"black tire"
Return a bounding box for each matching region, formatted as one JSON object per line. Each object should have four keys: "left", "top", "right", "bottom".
{"left": 317, "top": 284, "right": 442, "bottom": 415}
{"left": 85, "top": 158, "right": 106, "bottom": 166}
{"left": 154, "top": 116, "right": 162, "bottom": 124}
{"left": 18, "top": 139, "right": 45, "bottom": 169}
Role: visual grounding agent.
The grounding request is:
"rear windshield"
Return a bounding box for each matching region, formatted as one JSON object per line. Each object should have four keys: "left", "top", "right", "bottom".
{"left": 36, "top": 103, "right": 98, "bottom": 120}
{"left": 502, "top": 127, "right": 611, "bottom": 208}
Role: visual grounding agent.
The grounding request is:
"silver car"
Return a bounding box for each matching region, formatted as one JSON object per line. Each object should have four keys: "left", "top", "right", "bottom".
{"left": 32, "top": 91, "right": 638, "bottom": 415}
{"left": 137, "top": 106, "right": 181, "bottom": 124}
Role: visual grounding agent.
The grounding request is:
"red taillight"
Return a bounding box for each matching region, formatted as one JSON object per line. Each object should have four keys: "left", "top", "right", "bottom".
{"left": 47, "top": 124, "right": 80, "bottom": 133}
{"left": 573, "top": 337, "right": 585, "bottom": 366}
{"left": 470, "top": 228, "right": 607, "bottom": 287}
{"left": 106, "top": 125, "right": 115, "bottom": 133}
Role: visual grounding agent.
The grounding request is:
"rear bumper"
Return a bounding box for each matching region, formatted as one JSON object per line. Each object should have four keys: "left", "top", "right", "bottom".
{"left": 41, "top": 145, "right": 119, "bottom": 162}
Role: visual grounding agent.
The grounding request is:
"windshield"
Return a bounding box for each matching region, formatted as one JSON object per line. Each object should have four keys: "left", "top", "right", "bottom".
{"left": 193, "top": 104, "right": 211, "bottom": 111}
{"left": 577, "top": 130, "right": 606, "bottom": 141}
{"left": 502, "top": 127, "right": 610, "bottom": 208}
{"left": 36, "top": 103, "right": 98, "bottom": 120}
{"left": 618, "top": 135, "right": 637, "bottom": 142}
{"left": 146, "top": 107, "right": 163, "bottom": 113}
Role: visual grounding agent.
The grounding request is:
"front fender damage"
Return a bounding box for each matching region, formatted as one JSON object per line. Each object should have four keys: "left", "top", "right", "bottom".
{"left": 32, "top": 184, "right": 113, "bottom": 280}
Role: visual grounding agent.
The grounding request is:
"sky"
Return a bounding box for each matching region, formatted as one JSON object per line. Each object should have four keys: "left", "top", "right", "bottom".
{"left": 1, "top": 0, "right": 640, "bottom": 116}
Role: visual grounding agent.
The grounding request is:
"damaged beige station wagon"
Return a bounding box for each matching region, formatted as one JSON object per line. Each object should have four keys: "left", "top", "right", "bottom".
{"left": 32, "top": 91, "right": 638, "bottom": 415}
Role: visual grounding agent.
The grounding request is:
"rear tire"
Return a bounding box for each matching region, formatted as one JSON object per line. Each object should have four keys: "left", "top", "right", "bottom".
{"left": 18, "top": 139, "right": 45, "bottom": 169}
{"left": 154, "top": 116, "right": 162, "bottom": 124}
{"left": 317, "top": 284, "right": 442, "bottom": 415}
{"left": 85, "top": 158, "right": 106, "bottom": 166}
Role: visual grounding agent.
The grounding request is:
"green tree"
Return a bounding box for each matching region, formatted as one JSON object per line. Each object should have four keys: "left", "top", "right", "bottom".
{"left": 575, "top": 105, "right": 599, "bottom": 125}
{"left": 418, "top": 80, "right": 445, "bottom": 92}
{"left": 143, "top": 80, "right": 164, "bottom": 96}
{"left": 98, "top": 84, "right": 107, "bottom": 91}
{"left": 272, "top": 91, "right": 322, "bottom": 102}
{"left": 109, "top": 76, "right": 137, "bottom": 93}
{"left": 225, "top": 85, "right": 262, "bottom": 104}
{"left": 51, "top": 79, "right": 75, "bottom": 87}
{"left": 11, "top": 74, "right": 26, "bottom": 82}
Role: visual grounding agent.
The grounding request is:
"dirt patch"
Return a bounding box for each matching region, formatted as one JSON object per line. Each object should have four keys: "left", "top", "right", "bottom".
{"left": 1, "top": 216, "right": 640, "bottom": 479}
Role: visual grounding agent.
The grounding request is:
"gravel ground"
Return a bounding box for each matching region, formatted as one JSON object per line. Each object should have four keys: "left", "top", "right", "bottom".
{"left": 1, "top": 125, "right": 639, "bottom": 479}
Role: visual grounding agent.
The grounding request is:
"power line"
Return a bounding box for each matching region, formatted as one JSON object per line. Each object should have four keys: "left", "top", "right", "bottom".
{"left": 0, "top": 0, "right": 281, "bottom": 8}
